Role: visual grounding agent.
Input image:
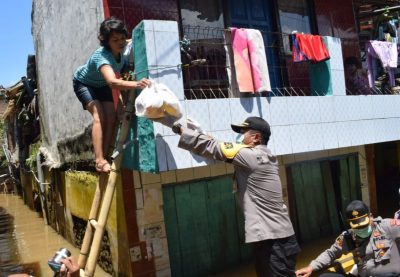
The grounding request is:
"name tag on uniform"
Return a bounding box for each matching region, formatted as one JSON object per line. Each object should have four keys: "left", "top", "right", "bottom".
{"left": 256, "top": 155, "right": 269, "bottom": 165}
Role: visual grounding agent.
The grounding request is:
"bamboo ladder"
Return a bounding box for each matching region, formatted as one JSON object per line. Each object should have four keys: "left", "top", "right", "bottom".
{"left": 78, "top": 88, "right": 137, "bottom": 277}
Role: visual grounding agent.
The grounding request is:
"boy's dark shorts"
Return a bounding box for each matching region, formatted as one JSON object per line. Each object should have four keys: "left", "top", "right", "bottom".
{"left": 73, "top": 78, "right": 113, "bottom": 109}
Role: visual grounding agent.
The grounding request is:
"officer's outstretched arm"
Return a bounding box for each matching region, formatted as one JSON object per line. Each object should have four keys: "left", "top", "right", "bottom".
{"left": 178, "top": 127, "right": 232, "bottom": 161}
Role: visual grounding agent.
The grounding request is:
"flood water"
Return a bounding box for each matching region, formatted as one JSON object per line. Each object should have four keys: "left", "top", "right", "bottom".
{"left": 0, "top": 192, "right": 332, "bottom": 277}
{"left": 0, "top": 193, "right": 110, "bottom": 277}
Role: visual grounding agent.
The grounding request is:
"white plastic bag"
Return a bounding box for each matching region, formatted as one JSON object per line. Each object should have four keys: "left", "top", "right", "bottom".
{"left": 135, "top": 82, "right": 182, "bottom": 119}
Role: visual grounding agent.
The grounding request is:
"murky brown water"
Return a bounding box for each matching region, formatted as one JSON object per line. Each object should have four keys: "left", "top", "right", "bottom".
{"left": 0, "top": 193, "right": 110, "bottom": 277}
{"left": 0, "top": 192, "right": 334, "bottom": 277}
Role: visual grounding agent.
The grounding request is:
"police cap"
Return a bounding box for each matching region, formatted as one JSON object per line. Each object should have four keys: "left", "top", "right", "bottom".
{"left": 231, "top": 117, "right": 271, "bottom": 140}
{"left": 346, "top": 200, "right": 370, "bottom": 229}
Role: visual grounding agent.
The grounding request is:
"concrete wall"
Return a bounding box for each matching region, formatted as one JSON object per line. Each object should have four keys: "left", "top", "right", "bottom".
{"left": 31, "top": 0, "right": 104, "bottom": 167}
{"left": 154, "top": 95, "right": 400, "bottom": 171}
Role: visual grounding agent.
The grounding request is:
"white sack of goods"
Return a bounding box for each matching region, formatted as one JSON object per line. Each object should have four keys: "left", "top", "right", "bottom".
{"left": 135, "top": 82, "right": 182, "bottom": 119}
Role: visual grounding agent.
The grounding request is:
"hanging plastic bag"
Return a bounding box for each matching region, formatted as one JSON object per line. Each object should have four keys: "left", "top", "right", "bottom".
{"left": 122, "top": 39, "right": 134, "bottom": 67}
{"left": 135, "top": 82, "right": 182, "bottom": 119}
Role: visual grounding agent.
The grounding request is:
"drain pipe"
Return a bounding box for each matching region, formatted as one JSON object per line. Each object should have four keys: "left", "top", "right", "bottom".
{"left": 36, "top": 153, "right": 49, "bottom": 225}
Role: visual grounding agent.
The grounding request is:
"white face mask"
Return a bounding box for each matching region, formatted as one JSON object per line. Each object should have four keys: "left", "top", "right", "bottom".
{"left": 235, "top": 134, "right": 244, "bottom": 144}
{"left": 353, "top": 225, "right": 372, "bottom": 238}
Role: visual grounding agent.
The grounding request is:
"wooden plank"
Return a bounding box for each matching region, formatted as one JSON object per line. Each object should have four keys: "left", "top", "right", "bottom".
{"left": 206, "top": 179, "right": 222, "bottom": 270}
{"left": 162, "top": 185, "right": 182, "bottom": 277}
{"left": 220, "top": 179, "right": 242, "bottom": 265}
{"left": 339, "top": 159, "right": 351, "bottom": 214}
{"left": 164, "top": 177, "right": 253, "bottom": 276}
{"left": 291, "top": 164, "right": 312, "bottom": 242}
{"left": 189, "top": 182, "right": 212, "bottom": 276}
{"left": 321, "top": 161, "right": 340, "bottom": 235}
{"left": 175, "top": 182, "right": 212, "bottom": 276}
{"left": 286, "top": 167, "right": 299, "bottom": 234}
{"left": 174, "top": 183, "right": 196, "bottom": 276}
{"left": 206, "top": 177, "right": 240, "bottom": 271}
{"left": 348, "top": 155, "right": 361, "bottom": 200}
{"left": 301, "top": 163, "right": 322, "bottom": 239}
{"left": 310, "top": 162, "right": 331, "bottom": 236}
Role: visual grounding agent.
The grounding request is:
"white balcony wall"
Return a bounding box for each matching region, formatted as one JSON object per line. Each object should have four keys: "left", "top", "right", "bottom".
{"left": 155, "top": 95, "right": 400, "bottom": 171}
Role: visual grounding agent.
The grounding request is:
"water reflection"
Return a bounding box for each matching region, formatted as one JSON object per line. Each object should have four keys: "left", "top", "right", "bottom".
{"left": 0, "top": 194, "right": 110, "bottom": 277}
{"left": 0, "top": 206, "right": 27, "bottom": 276}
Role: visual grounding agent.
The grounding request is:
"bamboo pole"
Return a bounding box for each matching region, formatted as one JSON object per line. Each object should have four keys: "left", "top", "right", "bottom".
{"left": 79, "top": 89, "right": 129, "bottom": 268}
{"left": 78, "top": 173, "right": 107, "bottom": 268}
{"left": 83, "top": 89, "right": 136, "bottom": 277}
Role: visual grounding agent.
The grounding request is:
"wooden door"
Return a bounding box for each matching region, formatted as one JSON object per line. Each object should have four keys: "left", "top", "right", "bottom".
{"left": 290, "top": 155, "right": 361, "bottom": 243}
{"left": 291, "top": 162, "right": 333, "bottom": 242}
{"left": 163, "top": 176, "right": 252, "bottom": 276}
{"left": 338, "top": 156, "right": 362, "bottom": 216}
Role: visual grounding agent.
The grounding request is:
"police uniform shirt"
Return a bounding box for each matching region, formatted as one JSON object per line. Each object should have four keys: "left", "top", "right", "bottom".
{"left": 178, "top": 128, "right": 295, "bottom": 243}
{"left": 310, "top": 217, "right": 400, "bottom": 277}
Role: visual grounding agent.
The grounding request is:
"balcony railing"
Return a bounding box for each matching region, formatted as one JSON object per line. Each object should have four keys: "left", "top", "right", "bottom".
{"left": 179, "top": 25, "right": 400, "bottom": 99}
{"left": 180, "top": 26, "right": 230, "bottom": 99}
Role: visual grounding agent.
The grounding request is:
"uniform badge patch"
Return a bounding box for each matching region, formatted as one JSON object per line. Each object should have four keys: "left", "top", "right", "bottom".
{"left": 377, "top": 243, "right": 385, "bottom": 249}
{"left": 224, "top": 142, "right": 234, "bottom": 149}
{"left": 390, "top": 219, "right": 400, "bottom": 226}
{"left": 220, "top": 142, "right": 250, "bottom": 160}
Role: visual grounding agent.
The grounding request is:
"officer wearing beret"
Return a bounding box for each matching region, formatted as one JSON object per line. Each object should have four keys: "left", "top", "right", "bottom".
{"left": 296, "top": 200, "right": 400, "bottom": 277}
{"left": 173, "top": 116, "right": 300, "bottom": 277}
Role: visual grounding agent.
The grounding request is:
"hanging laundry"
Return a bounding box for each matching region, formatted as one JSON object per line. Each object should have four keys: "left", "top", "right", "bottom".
{"left": 366, "top": 40, "right": 398, "bottom": 88}
{"left": 230, "top": 28, "right": 254, "bottom": 93}
{"left": 291, "top": 33, "right": 330, "bottom": 63}
{"left": 230, "top": 28, "right": 271, "bottom": 93}
{"left": 247, "top": 29, "right": 272, "bottom": 92}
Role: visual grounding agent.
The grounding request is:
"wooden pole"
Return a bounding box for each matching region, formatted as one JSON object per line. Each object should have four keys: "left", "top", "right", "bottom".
{"left": 83, "top": 89, "right": 136, "bottom": 276}
{"left": 78, "top": 173, "right": 107, "bottom": 268}
{"left": 84, "top": 156, "right": 121, "bottom": 276}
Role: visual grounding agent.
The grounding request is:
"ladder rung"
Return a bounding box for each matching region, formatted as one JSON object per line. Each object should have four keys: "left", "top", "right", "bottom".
{"left": 89, "top": 219, "right": 98, "bottom": 229}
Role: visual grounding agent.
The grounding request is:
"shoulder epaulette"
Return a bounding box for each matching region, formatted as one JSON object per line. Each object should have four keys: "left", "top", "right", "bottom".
{"left": 220, "top": 142, "right": 250, "bottom": 159}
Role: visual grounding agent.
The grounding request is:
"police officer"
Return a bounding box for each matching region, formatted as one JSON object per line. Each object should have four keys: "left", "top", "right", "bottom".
{"left": 296, "top": 200, "right": 400, "bottom": 277}
{"left": 172, "top": 116, "right": 300, "bottom": 277}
